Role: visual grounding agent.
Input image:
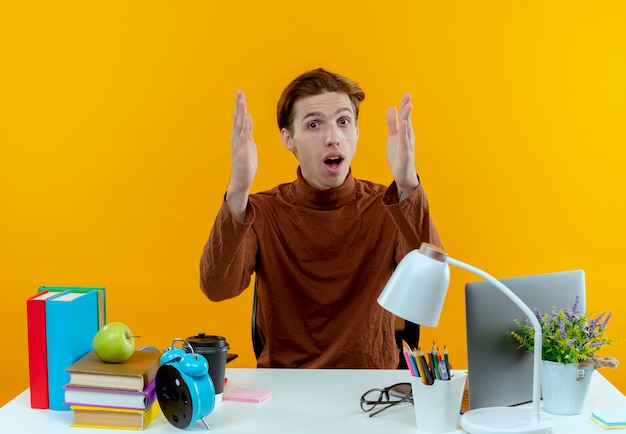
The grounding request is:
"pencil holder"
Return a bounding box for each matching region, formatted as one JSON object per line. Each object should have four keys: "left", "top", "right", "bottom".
{"left": 410, "top": 372, "right": 467, "bottom": 433}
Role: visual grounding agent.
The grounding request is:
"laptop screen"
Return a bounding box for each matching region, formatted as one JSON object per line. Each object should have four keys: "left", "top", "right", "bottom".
{"left": 464, "top": 269, "right": 586, "bottom": 410}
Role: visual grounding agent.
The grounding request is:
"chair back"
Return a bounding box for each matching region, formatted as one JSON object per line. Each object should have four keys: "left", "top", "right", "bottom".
{"left": 251, "top": 283, "right": 420, "bottom": 368}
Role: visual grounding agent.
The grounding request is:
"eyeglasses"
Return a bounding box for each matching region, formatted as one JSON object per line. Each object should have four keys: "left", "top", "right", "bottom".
{"left": 360, "top": 382, "right": 413, "bottom": 417}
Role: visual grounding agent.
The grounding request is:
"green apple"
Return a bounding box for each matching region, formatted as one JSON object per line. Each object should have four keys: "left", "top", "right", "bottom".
{"left": 93, "top": 322, "right": 136, "bottom": 363}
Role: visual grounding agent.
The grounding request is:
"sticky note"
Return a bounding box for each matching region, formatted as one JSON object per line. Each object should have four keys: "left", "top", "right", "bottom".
{"left": 223, "top": 388, "right": 272, "bottom": 403}
{"left": 592, "top": 409, "right": 626, "bottom": 426}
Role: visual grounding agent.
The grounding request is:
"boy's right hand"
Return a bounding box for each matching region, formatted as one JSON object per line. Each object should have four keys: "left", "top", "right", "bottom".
{"left": 226, "top": 90, "right": 258, "bottom": 221}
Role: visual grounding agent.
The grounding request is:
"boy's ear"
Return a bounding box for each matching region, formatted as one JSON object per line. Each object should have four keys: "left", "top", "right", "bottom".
{"left": 281, "top": 128, "right": 294, "bottom": 152}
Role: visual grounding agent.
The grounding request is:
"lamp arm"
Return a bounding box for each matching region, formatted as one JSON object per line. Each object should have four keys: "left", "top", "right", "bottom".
{"left": 446, "top": 256, "right": 543, "bottom": 423}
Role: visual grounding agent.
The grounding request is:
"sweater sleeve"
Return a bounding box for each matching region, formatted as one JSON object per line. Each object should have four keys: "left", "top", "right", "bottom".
{"left": 199, "top": 198, "right": 258, "bottom": 301}
{"left": 382, "top": 180, "right": 443, "bottom": 263}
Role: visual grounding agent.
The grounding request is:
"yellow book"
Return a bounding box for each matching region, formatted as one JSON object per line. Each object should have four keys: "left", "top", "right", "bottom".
{"left": 70, "top": 402, "right": 161, "bottom": 430}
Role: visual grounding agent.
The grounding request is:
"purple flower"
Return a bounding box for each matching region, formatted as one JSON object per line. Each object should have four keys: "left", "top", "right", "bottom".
{"left": 533, "top": 308, "right": 542, "bottom": 322}
{"left": 512, "top": 295, "right": 615, "bottom": 364}
{"left": 571, "top": 295, "right": 581, "bottom": 314}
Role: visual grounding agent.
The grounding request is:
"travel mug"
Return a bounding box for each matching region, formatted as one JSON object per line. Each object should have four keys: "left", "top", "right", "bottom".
{"left": 184, "top": 333, "right": 229, "bottom": 398}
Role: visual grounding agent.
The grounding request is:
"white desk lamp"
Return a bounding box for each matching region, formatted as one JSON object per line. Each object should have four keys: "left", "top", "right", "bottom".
{"left": 377, "top": 243, "right": 554, "bottom": 434}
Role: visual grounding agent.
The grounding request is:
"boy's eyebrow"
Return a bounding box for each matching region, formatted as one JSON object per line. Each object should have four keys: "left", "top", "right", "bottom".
{"left": 300, "top": 107, "right": 354, "bottom": 123}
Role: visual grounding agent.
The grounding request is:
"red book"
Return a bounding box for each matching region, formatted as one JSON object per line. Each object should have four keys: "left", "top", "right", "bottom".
{"left": 26, "top": 290, "right": 68, "bottom": 409}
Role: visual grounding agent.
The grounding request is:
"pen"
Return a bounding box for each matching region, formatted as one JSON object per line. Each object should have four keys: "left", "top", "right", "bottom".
{"left": 438, "top": 359, "right": 450, "bottom": 380}
{"left": 428, "top": 350, "right": 440, "bottom": 380}
{"left": 402, "top": 340, "right": 418, "bottom": 377}
{"left": 443, "top": 346, "right": 452, "bottom": 373}
{"left": 402, "top": 348, "right": 416, "bottom": 376}
{"left": 431, "top": 342, "right": 441, "bottom": 379}
{"left": 414, "top": 349, "right": 428, "bottom": 383}
{"left": 417, "top": 348, "right": 434, "bottom": 385}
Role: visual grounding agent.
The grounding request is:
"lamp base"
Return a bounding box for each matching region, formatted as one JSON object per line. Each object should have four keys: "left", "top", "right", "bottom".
{"left": 460, "top": 407, "right": 554, "bottom": 434}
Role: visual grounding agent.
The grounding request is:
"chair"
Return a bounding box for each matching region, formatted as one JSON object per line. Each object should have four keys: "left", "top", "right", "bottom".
{"left": 251, "top": 285, "right": 264, "bottom": 360}
{"left": 251, "top": 284, "right": 420, "bottom": 368}
{"left": 394, "top": 316, "right": 420, "bottom": 369}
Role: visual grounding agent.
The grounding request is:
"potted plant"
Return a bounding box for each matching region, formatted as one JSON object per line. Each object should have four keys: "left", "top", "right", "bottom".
{"left": 511, "top": 295, "right": 619, "bottom": 415}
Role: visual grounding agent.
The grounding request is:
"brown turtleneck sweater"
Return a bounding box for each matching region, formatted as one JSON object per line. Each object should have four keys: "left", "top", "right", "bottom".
{"left": 200, "top": 169, "right": 442, "bottom": 369}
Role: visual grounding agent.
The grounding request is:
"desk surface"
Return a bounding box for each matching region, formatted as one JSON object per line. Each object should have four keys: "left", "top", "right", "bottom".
{"left": 1, "top": 368, "right": 625, "bottom": 433}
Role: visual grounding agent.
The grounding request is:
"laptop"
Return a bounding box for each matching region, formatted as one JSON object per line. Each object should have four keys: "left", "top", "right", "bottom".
{"left": 464, "top": 269, "right": 586, "bottom": 410}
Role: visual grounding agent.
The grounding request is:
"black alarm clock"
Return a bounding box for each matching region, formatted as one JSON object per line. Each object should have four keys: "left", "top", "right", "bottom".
{"left": 155, "top": 338, "right": 216, "bottom": 429}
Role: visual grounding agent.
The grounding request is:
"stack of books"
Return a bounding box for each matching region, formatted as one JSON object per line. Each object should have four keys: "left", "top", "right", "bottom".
{"left": 63, "top": 350, "right": 162, "bottom": 430}
{"left": 26, "top": 286, "right": 106, "bottom": 410}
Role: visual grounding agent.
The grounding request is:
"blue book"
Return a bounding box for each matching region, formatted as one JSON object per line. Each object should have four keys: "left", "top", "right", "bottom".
{"left": 46, "top": 291, "right": 98, "bottom": 410}
{"left": 38, "top": 286, "right": 107, "bottom": 329}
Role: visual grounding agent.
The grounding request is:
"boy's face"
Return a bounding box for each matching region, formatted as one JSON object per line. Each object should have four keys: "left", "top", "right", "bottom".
{"left": 281, "top": 92, "right": 359, "bottom": 190}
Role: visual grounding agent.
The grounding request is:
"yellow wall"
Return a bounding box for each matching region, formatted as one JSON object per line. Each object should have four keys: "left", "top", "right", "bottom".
{"left": 1, "top": 1, "right": 625, "bottom": 407}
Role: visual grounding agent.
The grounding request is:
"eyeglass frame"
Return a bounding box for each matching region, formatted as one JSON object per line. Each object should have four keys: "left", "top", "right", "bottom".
{"left": 360, "top": 382, "right": 413, "bottom": 417}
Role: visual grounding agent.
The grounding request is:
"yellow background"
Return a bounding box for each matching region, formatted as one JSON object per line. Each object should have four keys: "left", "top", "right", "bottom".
{"left": 1, "top": 1, "right": 625, "bottom": 407}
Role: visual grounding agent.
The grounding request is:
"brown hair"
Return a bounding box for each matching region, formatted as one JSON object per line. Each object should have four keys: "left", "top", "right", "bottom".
{"left": 277, "top": 68, "right": 365, "bottom": 133}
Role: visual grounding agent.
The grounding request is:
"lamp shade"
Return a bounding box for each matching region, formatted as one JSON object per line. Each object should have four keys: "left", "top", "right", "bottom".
{"left": 377, "top": 245, "right": 450, "bottom": 327}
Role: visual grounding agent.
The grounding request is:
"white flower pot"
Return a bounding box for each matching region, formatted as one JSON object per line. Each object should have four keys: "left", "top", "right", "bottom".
{"left": 540, "top": 360, "right": 594, "bottom": 415}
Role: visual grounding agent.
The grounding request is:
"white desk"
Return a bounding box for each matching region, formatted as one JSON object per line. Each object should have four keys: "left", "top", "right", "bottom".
{"left": 1, "top": 368, "right": 625, "bottom": 433}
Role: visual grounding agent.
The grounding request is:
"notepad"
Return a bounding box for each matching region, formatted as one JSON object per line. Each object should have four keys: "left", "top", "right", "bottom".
{"left": 592, "top": 410, "right": 626, "bottom": 428}
{"left": 223, "top": 388, "right": 272, "bottom": 403}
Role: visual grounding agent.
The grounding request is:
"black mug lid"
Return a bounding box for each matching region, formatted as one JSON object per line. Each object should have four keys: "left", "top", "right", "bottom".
{"left": 185, "top": 332, "right": 229, "bottom": 350}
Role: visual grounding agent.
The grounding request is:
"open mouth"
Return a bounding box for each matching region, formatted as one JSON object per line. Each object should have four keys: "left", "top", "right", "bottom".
{"left": 324, "top": 156, "right": 344, "bottom": 169}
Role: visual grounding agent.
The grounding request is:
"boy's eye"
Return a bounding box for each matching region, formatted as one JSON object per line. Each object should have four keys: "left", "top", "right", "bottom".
{"left": 308, "top": 121, "right": 319, "bottom": 129}
{"left": 339, "top": 118, "right": 350, "bottom": 126}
